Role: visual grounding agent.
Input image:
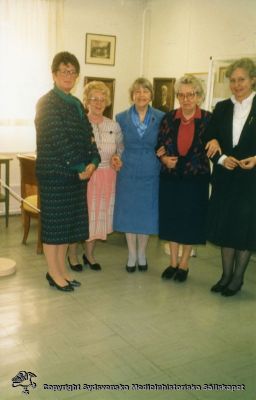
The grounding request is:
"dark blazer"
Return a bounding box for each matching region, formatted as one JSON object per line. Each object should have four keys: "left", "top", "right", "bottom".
{"left": 206, "top": 96, "right": 256, "bottom": 163}
{"left": 206, "top": 95, "right": 256, "bottom": 250}
{"left": 206, "top": 96, "right": 256, "bottom": 186}
{"left": 156, "top": 108, "right": 212, "bottom": 179}
{"left": 35, "top": 90, "right": 100, "bottom": 181}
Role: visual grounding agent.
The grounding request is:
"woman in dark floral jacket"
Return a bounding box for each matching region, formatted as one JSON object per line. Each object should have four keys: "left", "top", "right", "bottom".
{"left": 156, "top": 74, "right": 219, "bottom": 283}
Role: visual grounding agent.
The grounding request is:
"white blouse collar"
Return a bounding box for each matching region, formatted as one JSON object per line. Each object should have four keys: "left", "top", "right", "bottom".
{"left": 231, "top": 91, "right": 256, "bottom": 106}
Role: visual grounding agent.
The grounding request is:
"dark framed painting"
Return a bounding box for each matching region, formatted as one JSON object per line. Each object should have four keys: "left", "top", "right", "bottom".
{"left": 152, "top": 78, "right": 176, "bottom": 112}
{"left": 84, "top": 76, "right": 115, "bottom": 119}
{"left": 85, "top": 33, "right": 116, "bottom": 66}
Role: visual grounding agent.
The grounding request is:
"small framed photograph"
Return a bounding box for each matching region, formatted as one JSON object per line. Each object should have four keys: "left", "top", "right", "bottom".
{"left": 152, "top": 78, "right": 176, "bottom": 112}
{"left": 85, "top": 33, "right": 116, "bottom": 66}
{"left": 218, "top": 66, "right": 228, "bottom": 83}
{"left": 212, "top": 67, "right": 231, "bottom": 105}
{"left": 84, "top": 76, "right": 115, "bottom": 119}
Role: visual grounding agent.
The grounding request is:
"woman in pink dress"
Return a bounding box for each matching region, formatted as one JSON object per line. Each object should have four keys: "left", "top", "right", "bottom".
{"left": 68, "top": 81, "right": 123, "bottom": 270}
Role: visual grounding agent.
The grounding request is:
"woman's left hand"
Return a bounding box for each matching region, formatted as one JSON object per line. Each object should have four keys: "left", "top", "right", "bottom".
{"left": 205, "top": 139, "right": 221, "bottom": 158}
{"left": 240, "top": 156, "right": 256, "bottom": 170}
{"left": 111, "top": 154, "right": 123, "bottom": 171}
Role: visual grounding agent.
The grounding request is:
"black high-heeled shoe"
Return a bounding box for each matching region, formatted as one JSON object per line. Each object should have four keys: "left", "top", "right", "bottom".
{"left": 174, "top": 268, "right": 189, "bottom": 282}
{"left": 46, "top": 273, "right": 74, "bottom": 292}
{"left": 221, "top": 283, "right": 243, "bottom": 297}
{"left": 138, "top": 262, "right": 148, "bottom": 271}
{"left": 126, "top": 265, "right": 136, "bottom": 273}
{"left": 83, "top": 254, "right": 101, "bottom": 271}
{"left": 66, "top": 279, "right": 81, "bottom": 287}
{"left": 67, "top": 256, "right": 83, "bottom": 272}
{"left": 211, "top": 281, "right": 228, "bottom": 293}
{"left": 161, "top": 265, "right": 178, "bottom": 280}
{"left": 210, "top": 276, "right": 232, "bottom": 293}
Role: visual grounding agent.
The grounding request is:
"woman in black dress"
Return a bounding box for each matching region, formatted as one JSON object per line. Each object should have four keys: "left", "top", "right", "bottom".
{"left": 35, "top": 52, "right": 100, "bottom": 292}
{"left": 207, "top": 58, "right": 256, "bottom": 296}
{"left": 156, "top": 75, "right": 219, "bottom": 282}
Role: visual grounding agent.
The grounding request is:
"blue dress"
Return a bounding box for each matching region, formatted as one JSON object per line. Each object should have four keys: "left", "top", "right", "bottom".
{"left": 113, "top": 106, "right": 164, "bottom": 234}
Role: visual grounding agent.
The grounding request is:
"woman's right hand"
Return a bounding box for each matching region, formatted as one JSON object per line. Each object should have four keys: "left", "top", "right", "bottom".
{"left": 161, "top": 155, "right": 178, "bottom": 169}
{"left": 223, "top": 156, "right": 240, "bottom": 170}
{"left": 205, "top": 139, "right": 221, "bottom": 158}
{"left": 78, "top": 163, "right": 96, "bottom": 180}
{"left": 156, "top": 146, "right": 166, "bottom": 158}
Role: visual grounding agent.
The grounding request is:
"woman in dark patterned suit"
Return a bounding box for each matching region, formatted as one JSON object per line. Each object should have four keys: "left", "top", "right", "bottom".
{"left": 35, "top": 52, "right": 100, "bottom": 292}
{"left": 156, "top": 75, "right": 219, "bottom": 283}
{"left": 207, "top": 58, "right": 256, "bottom": 297}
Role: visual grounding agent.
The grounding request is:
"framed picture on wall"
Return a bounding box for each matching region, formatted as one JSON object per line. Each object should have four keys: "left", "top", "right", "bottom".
{"left": 85, "top": 33, "right": 116, "bottom": 66}
{"left": 218, "top": 66, "right": 228, "bottom": 83}
{"left": 152, "top": 78, "right": 176, "bottom": 112}
{"left": 84, "top": 77, "right": 115, "bottom": 119}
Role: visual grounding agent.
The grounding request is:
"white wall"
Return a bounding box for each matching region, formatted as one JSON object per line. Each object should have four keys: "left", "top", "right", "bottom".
{"left": 144, "top": 0, "right": 256, "bottom": 79}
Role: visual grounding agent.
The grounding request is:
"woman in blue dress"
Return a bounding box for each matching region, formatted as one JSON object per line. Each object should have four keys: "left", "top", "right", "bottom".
{"left": 113, "top": 78, "right": 164, "bottom": 272}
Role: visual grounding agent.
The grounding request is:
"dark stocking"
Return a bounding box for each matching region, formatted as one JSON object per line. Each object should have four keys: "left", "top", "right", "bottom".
{"left": 219, "top": 247, "right": 236, "bottom": 286}
{"left": 227, "top": 250, "right": 251, "bottom": 291}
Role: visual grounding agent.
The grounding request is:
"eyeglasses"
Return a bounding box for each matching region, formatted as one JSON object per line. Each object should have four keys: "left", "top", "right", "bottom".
{"left": 89, "top": 97, "right": 106, "bottom": 103}
{"left": 57, "top": 69, "right": 78, "bottom": 77}
{"left": 177, "top": 92, "right": 197, "bottom": 101}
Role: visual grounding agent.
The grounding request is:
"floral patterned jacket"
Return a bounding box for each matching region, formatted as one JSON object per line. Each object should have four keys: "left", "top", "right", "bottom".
{"left": 156, "top": 108, "right": 212, "bottom": 180}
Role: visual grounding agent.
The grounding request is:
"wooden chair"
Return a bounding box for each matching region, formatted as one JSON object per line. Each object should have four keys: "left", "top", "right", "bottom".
{"left": 17, "top": 154, "right": 42, "bottom": 254}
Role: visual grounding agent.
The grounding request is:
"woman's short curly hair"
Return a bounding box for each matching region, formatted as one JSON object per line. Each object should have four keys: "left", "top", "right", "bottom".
{"left": 51, "top": 51, "right": 80, "bottom": 74}
{"left": 175, "top": 74, "right": 205, "bottom": 103}
{"left": 225, "top": 58, "right": 256, "bottom": 89}
{"left": 129, "top": 77, "right": 154, "bottom": 102}
{"left": 83, "top": 81, "right": 111, "bottom": 108}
